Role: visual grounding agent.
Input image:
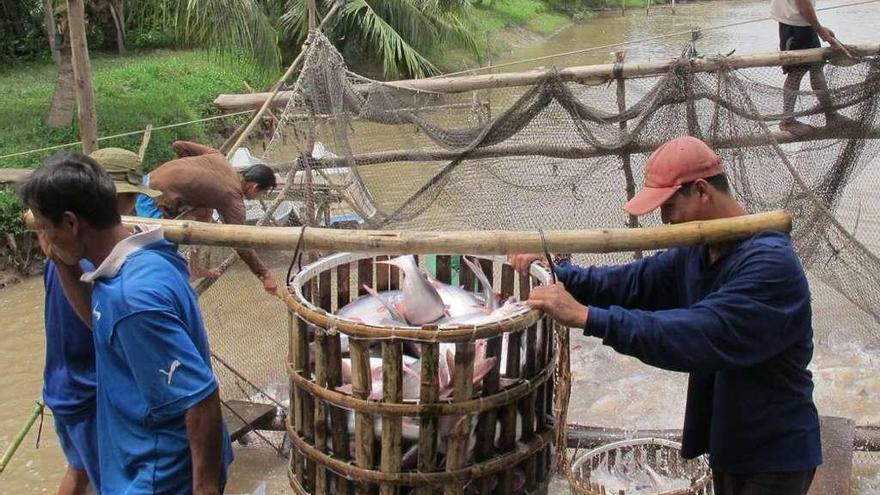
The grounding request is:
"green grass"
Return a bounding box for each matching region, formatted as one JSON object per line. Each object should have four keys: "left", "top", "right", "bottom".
{"left": 434, "top": 0, "right": 571, "bottom": 70}
{"left": 0, "top": 50, "right": 271, "bottom": 172}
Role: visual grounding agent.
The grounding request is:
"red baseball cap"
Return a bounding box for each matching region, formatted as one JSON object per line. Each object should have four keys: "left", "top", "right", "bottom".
{"left": 624, "top": 136, "right": 723, "bottom": 216}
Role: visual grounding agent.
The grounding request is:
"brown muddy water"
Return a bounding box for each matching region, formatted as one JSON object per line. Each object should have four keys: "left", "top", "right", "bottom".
{"left": 2, "top": 0, "right": 880, "bottom": 493}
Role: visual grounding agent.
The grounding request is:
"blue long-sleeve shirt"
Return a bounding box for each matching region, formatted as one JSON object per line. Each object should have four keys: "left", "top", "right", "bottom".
{"left": 558, "top": 230, "right": 821, "bottom": 473}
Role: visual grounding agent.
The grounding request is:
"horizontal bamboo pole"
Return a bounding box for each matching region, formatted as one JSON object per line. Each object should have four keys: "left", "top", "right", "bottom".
{"left": 24, "top": 210, "right": 791, "bottom": 254}
{"left": 48, "top": 210, "right": 789, "bottom": 255}
{"left": 214, "top": 44, "right": 879, "bottom": 109}
{"left": 308, "top": 126, "right": 880, "bottom": 168}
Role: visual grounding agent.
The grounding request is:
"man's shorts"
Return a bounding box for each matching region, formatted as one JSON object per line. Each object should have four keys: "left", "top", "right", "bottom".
{"left": 54, "top": 414, "right": 100, "bottom": 489}
{"left": 779, "top": 23, "right": 821, "bottom": 74}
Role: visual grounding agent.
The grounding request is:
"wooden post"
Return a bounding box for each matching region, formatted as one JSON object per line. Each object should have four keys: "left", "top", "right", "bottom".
{"left": 621, "top": 0, "right": 625, "bottom": 16}
{"left": 66, "top": 0, "right": 98, "bottom": 154}
{"left": 671, "top": 0, "right": 676, "bottom": 14}
{"left": 138, "top": 124, "right": 153, "bottom": 161}
{"left": 615, "top": 51, "right": 642, "bottom": 259}
{"left": 43, "top": 0, "right": 60, "bottom": 65}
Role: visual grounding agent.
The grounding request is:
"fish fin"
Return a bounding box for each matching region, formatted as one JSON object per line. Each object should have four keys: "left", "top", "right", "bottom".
{"left": 393, "top": 301, "right": 409, "bottom": 321}
{"left": 462, "top": 256, "right": 496, "bottom": 310}
{"left": 472, "top": 357, "right": 497, "bottom": 386}
{"left": 499, "top": 377, "right": 519, "bottom": 389}
{"left": 362, "top": 284, "right": 407, "bottom": 323}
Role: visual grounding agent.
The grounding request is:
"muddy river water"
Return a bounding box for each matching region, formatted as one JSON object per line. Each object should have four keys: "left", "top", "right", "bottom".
{"left": 2, "top": 0, "right": 879, "bottom": 493}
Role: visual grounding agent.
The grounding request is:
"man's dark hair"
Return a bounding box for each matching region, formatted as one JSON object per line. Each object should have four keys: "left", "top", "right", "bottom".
{"left": 679, "top": 173, "right": 731, "bottom": 195}
{"left": 19, "top": 152, "right": 121, "bottom": 229}
{"left": 242, "top": 164, "right": 277, "bottom": 191}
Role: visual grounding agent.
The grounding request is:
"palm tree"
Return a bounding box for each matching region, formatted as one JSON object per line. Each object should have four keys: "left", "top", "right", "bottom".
{"left": 128, "top": 0, "right": 479, "bottom": 79}
{"left": 281, "top": 0, "right": 479, "bottom": 79}
{"left": 127, "top": 0, "right": 284, "bottom": 72}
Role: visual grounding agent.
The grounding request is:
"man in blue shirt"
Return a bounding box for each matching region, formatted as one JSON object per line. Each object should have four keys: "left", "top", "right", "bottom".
{"left": 511, "top": 136, "right": 821, "bottom": 495}
{"left": 39, "top": 147, "right": 160, "bottom": 495}
{"left": 23, "top": 152, "right": 232, "bottom": 495}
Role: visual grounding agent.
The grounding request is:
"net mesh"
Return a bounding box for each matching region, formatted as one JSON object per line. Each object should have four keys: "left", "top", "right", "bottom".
{"left": 199, "top": 32, "right": 880, "bottom": 456}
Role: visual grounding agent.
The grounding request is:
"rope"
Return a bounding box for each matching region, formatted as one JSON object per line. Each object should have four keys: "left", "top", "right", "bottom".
{"left": 219, "top": 398, "right": 286, "bottom": 457}
{"left": 211, "top": 352, "right": 286, "bottom": 410}
{"left": 432, "top": 0, "right": 880, "bottom": 79}
{"left": 0, "top": 110, "right": 256, "bottom": 161}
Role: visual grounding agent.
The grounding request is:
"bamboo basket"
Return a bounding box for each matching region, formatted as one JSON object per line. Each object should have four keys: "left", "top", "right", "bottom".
{"left": 281, "top": 252, "right": 560, "bottom": 495}
{"left": 567, "top": 438, "right": 711, "bottom": 495}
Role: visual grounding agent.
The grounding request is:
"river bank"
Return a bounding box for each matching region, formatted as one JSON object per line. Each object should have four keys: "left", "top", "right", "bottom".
{"left": 0, "top": 0, "right": 584, "bottom": 281}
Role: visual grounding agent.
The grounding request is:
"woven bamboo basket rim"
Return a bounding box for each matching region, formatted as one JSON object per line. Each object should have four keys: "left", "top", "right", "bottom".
{"left": 282, "top": 252, "right": 554, "bottom": 343}
{"left": 287, "top": 348, "right": 556, "bottom": 416}
{"left": 287, "top": 467, "right": 555, "bottom": 495}
{"left": 286, "top": 415, "right": 554, "bottom": 486}
{"left": 567, "top": 438, "right": 712, "bottom": 495}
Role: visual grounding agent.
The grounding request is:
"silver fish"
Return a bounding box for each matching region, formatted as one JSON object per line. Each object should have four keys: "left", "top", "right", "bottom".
{"left": 380, "top": 255, "right": 446, "bottom": 325}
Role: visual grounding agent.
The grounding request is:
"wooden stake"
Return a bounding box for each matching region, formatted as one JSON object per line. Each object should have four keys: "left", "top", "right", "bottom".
{"left": 66, "top": 0, "right": 97, "bottom": 154}
{"left": 138, "top": 124, "right": 153, "bottom": 160}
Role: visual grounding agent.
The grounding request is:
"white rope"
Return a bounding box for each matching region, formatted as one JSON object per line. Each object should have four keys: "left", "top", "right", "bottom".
{"left": 0, "top": 110, "right": 255, "bottom": 161}
{"left": 432, "top": 0, "right": 880, "bottom": 79}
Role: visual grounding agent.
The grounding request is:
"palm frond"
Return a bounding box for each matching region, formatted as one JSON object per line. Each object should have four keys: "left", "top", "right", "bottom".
{"left": 336, "top": 0, "right": 441, "bottom": 78}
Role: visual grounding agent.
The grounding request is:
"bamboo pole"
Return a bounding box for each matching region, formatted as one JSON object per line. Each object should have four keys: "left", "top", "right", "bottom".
{"left": 213, "top": 44, "right": 880, "bottom": 106}
{"left": 614, "top": 51, "right": 641, "bottom": 259}
{"left": 301, "top": 126, "right": 880, "bottom": 168}
{"left": 85, "top": 211, "right": 792, "bottom": 255}
{"left": 444, "top": 342, "right": 475, "bottom": 495}
{"left": 66, "top": 0, "right": 98, "bottom": 154}
{"left": 308, "top": 0, "right": 317, "bottom": 31}
{"left": 380, "top": 342, "right": 403, "bottom": 495}
{"left": 0, "top": 402, "right": 44, "bottom": 474}
{"left": 224, "top": 4, "right": 340, "bottom": 161}
{"left": 417, "top": 341, "right": 440, "bottom": 495}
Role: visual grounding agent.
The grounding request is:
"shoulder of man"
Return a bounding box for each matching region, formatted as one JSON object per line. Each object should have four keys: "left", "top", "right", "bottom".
{"left": 735, "top": 230, "right": 806, "bottom": 278}
{"left": 115, "top": 243, "right": 191, "bottom": 310}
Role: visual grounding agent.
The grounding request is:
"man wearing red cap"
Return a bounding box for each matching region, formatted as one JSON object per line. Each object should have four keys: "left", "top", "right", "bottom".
{"left": 510, "top": 136, "right": 821, "bottom": 495}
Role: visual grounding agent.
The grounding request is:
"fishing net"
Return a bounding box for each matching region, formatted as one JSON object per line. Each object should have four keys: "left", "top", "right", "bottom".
{"left": 199, "top": 31, "right": 880, "bottom": 463}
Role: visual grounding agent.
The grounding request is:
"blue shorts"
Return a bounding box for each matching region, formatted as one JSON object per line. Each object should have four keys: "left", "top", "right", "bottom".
{"left": 54, "top": 414, "right": 100, "bottom": 489}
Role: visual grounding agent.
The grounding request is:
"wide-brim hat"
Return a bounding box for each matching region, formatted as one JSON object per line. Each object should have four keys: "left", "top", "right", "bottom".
{"left": 89, "top": 148, "right": 161, "bottom": 197}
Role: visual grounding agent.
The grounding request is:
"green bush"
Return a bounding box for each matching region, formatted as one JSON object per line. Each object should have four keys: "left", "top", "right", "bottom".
{"left": 0, "top": 188, "right": 25, "bottom": 239}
